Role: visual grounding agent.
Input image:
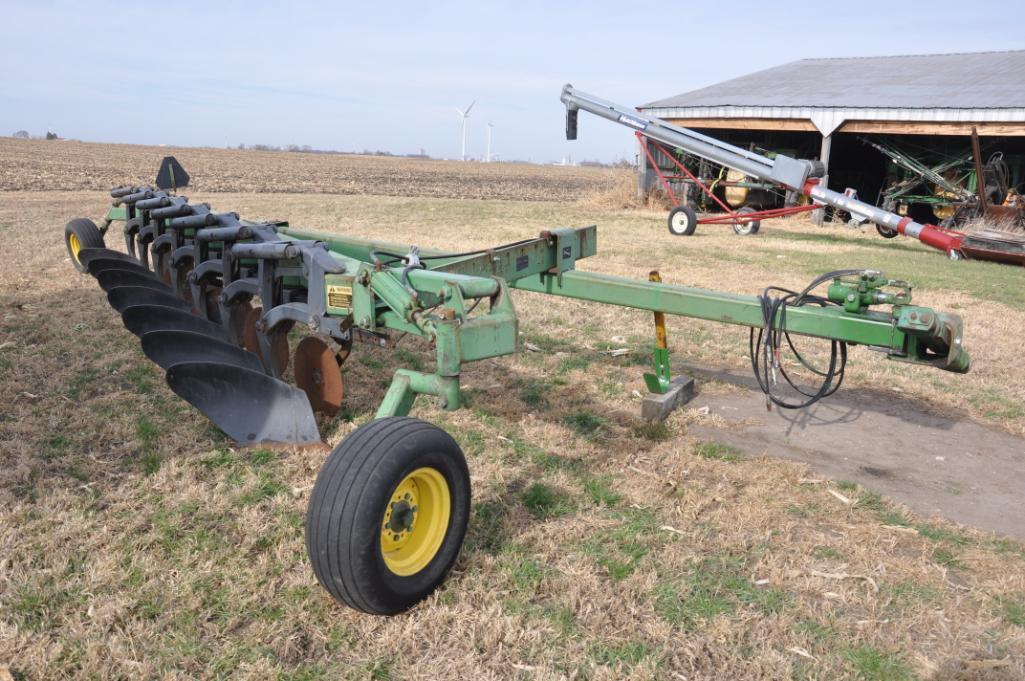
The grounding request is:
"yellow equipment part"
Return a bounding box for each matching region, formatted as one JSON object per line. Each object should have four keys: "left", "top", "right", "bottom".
{"left": 380, "top": 467, "right": 451, "bottom": 576}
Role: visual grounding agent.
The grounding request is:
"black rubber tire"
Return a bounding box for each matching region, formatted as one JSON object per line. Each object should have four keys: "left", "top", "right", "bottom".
{"left": 876, "top": 224, "right": 899, "bottom": 239}
{"left": 65, "top": 218, "right": 105, "bottom": 273}
{"left": 732, "top": 206, "right": 761, "bottom": 236}
{"left": 667, "top": 204, "right": 698, "bottom": 236}
{"left": 306, "top": 416, "right": 471, "bottom": 615}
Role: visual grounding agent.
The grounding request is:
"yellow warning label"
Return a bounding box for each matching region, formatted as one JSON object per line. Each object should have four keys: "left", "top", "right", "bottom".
{"left": 327, "top": 285, "right": 352, "bottom": 309}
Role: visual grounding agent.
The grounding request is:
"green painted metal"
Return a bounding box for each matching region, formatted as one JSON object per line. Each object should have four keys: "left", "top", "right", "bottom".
{"left": 98, "top": 201, "right": 970, "bottom": 420}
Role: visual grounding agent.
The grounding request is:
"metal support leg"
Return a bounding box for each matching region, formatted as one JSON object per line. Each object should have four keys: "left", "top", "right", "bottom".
{"left": 643, "top": 270, "right": 672, "bottom": 394}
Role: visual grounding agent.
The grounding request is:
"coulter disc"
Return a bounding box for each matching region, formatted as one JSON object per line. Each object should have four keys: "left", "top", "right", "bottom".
{"left": 294, "top": 336, "right": 344, "bottom": 416}
{"left": 108, "top": 286, "right": 191, "bottom": 314}
{"left": 241, "top": 305, "right": 289, "bottom": 375}
{"left": 122, "top": 305, "right": 229, "bottom": 341}
{"left": 166, "top": 361, "right": 320, "bottom": 445}
{"left": 97, "top": 269, "right": 174, "bottom": 294}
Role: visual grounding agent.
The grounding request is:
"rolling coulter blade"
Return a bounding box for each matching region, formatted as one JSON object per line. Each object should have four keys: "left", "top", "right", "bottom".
{"left": 122, "top": 305, "right": 229, "bottom": 341}
{"left": 141, "top": 330, "right": 263, "bottom": 372}
{"left": 108, "top": 286, "right": 191, "bottom": 314}
{"left": 78, "top": 247, "right": 140, "bottom": 269}
{"left": 294, "top": 336, "right": 344, "bottom": 416}
{"left": 241, "top": 305, "right": 290, "bottom": 375}
{"left": 166, "top": 361, "right": 321, "bottom": 445}
{"left": 88, "top": 257, "right": 152, "bottom": 279}
{"left": 97, "top": 269, "right": 174, "bottom": 294}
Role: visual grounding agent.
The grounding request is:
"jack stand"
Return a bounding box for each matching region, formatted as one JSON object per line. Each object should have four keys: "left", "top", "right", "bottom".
{"left": 641, "top": 270, "right": 695, "bottom": 421}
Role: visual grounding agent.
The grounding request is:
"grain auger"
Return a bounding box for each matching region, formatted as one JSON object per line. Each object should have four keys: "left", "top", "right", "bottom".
{"left": 561, "top": 85, "right": 1025, "bottom": 264}
{"left": 64, "top": 147, "right": 969, "bottom": 614}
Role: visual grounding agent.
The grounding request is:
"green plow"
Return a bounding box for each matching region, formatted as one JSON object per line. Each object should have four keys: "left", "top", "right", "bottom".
{"left": 63, "top": 157, "right": 969, "bottom": 615}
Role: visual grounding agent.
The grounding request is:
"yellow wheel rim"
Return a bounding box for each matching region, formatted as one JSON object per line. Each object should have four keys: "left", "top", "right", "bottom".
{"left": 380, "top": 467, "right": 450, "bottom": 576}
{"left": 69, "top": 233, "right": 82, "bottom": 263}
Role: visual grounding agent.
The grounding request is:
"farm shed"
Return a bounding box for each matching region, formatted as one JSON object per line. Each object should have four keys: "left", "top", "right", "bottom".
{"left": 638, "top": 50, "right": 1025, "bottom": 224}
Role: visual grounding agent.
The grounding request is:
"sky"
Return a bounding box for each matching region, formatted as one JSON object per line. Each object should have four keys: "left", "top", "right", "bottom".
{"left": 0, "top": 1, "right": 1021, "bottom": 163}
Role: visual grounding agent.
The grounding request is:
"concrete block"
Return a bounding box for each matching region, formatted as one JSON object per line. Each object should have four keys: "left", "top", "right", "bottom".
{"left": 641, "top": 376, "right": 696, "bottom": 422}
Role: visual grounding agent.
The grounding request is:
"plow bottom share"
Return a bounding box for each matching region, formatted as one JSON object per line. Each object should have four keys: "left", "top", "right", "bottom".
{"left": 64, "top": 156, "right": 970, "bottom": 615}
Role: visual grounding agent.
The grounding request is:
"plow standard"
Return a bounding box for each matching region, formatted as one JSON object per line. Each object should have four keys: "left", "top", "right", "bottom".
{"left": 65, "top": 147, "right": 970, "bottom": 613}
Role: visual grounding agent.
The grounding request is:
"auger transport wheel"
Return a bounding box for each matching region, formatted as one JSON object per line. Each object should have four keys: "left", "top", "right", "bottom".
{"left": 667, "top": 203, "right": 698, "bottom": 236}
{"left": 65, "top": 218, "right": 105, "bottom": 273}
{"left": 732, "top": 206, "right": 761, "bottom": 236}
{"left": 306, "top": 417, "right": 470, "bottom": 615}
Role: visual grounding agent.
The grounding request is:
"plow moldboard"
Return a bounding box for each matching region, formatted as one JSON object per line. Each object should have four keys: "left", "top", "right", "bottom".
{"left": 166, "top": 361, "right": 321, "bottom": 445}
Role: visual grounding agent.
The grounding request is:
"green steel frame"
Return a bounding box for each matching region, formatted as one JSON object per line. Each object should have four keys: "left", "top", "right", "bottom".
{"left": 95, "top": 198, "right": 970, "bottom": 424}
{"left": 255, "top": 222, "right": 969, "bottom": 418}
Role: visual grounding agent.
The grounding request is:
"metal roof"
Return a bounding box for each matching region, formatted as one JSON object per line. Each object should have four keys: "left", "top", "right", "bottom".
{"left": 644, "top": 50, "right": 1025, "bottom": 108}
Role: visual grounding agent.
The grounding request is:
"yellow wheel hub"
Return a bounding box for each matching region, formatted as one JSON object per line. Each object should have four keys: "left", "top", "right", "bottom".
{"left": 69, "top": 233, "right": 82, "bottom": 263}
{"left": 380, "top": 467, "right": 450, "bottom": 576}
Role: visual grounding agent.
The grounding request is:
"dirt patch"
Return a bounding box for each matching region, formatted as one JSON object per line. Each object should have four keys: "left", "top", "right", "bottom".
{"left": 0, "top": 138, "right": 630, "bottom": 201}
{"left": 683, "top": 364, "right": 1025, "bottom": 540}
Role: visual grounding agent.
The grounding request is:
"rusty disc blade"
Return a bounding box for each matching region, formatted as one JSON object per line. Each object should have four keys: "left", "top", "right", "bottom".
{"left": 229, "top": 299, "right": 254, "bottom": 346}
{"left": 294, "top": 336, "right": 344, "bottom": 416}
{"left": 204, "top": 285, "right": 223, "bottom": 323}
{"left": 241, "top": 305, "right": 289, "bottom": 375}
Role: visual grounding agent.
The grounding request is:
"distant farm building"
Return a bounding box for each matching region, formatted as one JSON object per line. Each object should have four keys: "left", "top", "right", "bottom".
{"left": 638, "top": 50, "right": 1025, "bottom": 225}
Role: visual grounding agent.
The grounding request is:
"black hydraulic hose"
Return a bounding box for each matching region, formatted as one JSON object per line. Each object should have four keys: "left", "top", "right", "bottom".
{"left": 750, "top": 270, "right": 864, "bottom": 410}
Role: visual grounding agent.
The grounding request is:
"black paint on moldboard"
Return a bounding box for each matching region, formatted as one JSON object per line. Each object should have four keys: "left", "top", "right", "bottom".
{"left": 78, "top": 247, "right": 140, "bottom": 268}
{"left": 87, "top": 257, "right": 152, "bottom": 278}
{"left": 97, "top": 269, "right": 173, "bottom": 294}
{"left": 107, "top": 286, "right": 190, "bottom": 314}
{"left": 141, "top": 330, "right": 262, "bottom": 372}
{"left": 166, "top": 361, "right": 320, "bottom": 444}
{"left": 122, "top": 305, "right": 228, "bottom": 340}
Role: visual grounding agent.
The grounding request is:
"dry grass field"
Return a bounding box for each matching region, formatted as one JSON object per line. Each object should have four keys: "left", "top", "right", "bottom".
{"left": 1, "top": 140, "right": 1024, "bottom": 680}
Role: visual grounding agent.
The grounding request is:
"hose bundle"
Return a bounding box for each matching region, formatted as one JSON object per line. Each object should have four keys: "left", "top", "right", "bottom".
{"left": 750, "top": 270, "right": 865, "bottom": 410}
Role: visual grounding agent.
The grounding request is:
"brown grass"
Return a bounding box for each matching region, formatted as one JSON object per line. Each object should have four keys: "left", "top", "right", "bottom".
{"left": 1, "top": 144, "right": 1024, "bottom": 680}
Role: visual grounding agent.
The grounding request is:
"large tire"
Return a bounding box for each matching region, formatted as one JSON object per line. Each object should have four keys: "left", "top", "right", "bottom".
{"left": 732, "top": 206, "right": 760, "bottom": 236}
{"left": 667, "top": 204, "right": 698, "bottom": 236}
{"left": 64, "top": 218, "right": 105, "bottom": 273}
{"left": 306, "top": 416, "right": 471, "bottom": 615}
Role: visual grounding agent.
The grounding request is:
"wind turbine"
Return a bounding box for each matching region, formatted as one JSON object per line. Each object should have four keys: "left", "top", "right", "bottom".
{"left": 486, "top": 122, "right": 493, "bottom": 163}
{"left": 456, "top": 100, "right": 475, "bottom": 161}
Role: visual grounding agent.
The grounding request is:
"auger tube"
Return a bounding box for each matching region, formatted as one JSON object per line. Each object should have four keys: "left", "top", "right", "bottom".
{"left": 561, "top": 84, "right": 964, "bottom": 257}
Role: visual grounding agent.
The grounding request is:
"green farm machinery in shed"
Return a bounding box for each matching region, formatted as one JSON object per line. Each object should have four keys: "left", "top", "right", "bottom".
{"left": 65, "top": 141, "right": 970, "bottom": 613}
